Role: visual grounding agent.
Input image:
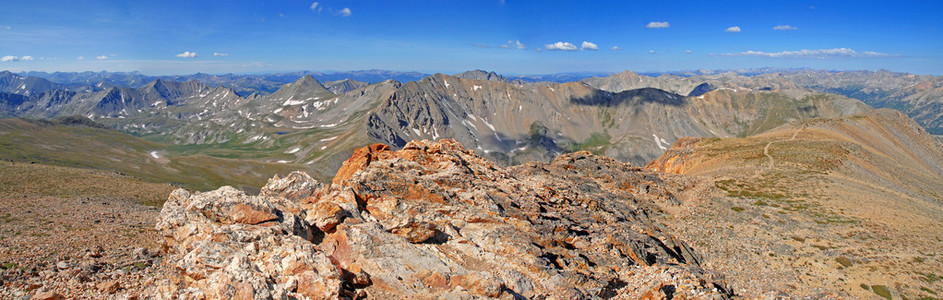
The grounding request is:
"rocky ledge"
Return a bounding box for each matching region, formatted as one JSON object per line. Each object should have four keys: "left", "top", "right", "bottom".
{"left": 154, "top": 139, "right": 733, "bottom": 299}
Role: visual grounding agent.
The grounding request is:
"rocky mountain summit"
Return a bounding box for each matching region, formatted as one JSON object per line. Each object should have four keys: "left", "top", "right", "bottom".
{"left": 154, "top": 139, "right": 732, "bottom": 299}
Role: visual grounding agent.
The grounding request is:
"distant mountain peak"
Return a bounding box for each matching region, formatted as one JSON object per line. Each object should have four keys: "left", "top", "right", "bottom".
{"left": 293, "top": 75, "right": 325, "bottom": 87}
{"left": 323, "top": 78, "right": 369, "bottom": 94}
{"left": 270, "top": 75, "right": 333, "bottom": 98}
{"left": 149, "top": 78, "right": 166, "bottom": 88}
{"left": 454, "top": 69, "right": 506, "bottom": 82}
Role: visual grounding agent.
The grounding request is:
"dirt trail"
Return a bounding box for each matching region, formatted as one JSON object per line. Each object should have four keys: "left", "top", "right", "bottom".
{"left": 764, "top": 129, "right": 802, "bottom": 170}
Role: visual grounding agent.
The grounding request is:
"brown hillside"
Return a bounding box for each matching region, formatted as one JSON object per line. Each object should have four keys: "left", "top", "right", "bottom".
{"left": 647, "top": 109, "right": 943, "bottom": 299}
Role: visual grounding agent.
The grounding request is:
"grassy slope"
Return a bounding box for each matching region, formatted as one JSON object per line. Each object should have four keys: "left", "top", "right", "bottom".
{"left": 0, "top": 160, "right": 176, "bottom": 206}
{"left": 0, "top": 118, "right": 309, "bottom": 192}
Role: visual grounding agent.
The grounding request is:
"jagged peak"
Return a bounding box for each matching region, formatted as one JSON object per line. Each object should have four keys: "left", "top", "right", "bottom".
{"left": 145, "top": 78, "right": 172, "bottom": 88}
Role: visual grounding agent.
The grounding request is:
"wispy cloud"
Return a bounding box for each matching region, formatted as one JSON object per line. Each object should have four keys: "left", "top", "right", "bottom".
{"left": 581, "top": 41, "right": 599, "bottom": 51}
{"left": 1, "top": 25, "right": 10, "bottom": 30}
{"left": 718, "top": 48, "right": 898, "bottom": 58}
{"left": 77, "top": 56, "right": 85, "bottom": 60}
{"left": 0, "top": 55, "right": 35, "bottom": 62}
{"left": 176, "top": 51, "right": 198, "bottom": 58}
{"left": 773, "top": 25, "right": 798, "bottom": 31}
{"left": 685, "top": 49, "right": 693, "bottom": 54}
{"left": 3, "top": 55, "right": 80, "bottom": 62}
{"left": 472, "top": 44, "right": 490, "bottom": 48}
{"left": 726, "top": 26, "right": 741, "bottom": 33}
{"left": 500, "top": 40, "right": 525, "bottom": 50}
{"left": 610, "top": 46, "right": 623, "bottom": 51}
{"left": 312, "top": 2, "right": 350, "bottom": 17}
{"left": 213, "top": 52, "right": 230, "bottom": 56}
{"left": 646, "top": 21, "right": 669, "bottom": 29}
{"left": 649, "top": 50, "right": 656, "bottom": 54}
{"left": 545, "top": 41, "right": 578, "bottom": 51}
{"left": 96, "top": 55, "right": 108, "bottom": 60}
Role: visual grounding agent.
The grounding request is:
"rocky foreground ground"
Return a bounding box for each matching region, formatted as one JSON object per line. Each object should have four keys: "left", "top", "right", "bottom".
{"left": 0, "top": 161, "right": 173, "bottom": 299}
{"left": 1, "top": 137, "right": 940, "bottom": 299}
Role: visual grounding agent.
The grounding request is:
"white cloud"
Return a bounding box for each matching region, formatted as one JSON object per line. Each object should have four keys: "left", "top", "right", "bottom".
{"left": 646, "top": 21, "right": 670, "bottom": 29}
{"left": 649, "top": 50, "right": 656, "bottom": 54}
{"left": 1, "top": 26, "right": 10, "bottom": 30}
{"left": 580, "top": 41, "right": 599, "bottom": 51}
{"left": 719, "top": 48, "right": 897, "bottom": 58}
{"left": 96, "top": 55, "right": 108, "bottom": 60}
{"left": 544, "top": 41, "right": 578, "bottom": 51}
{"left": 726, "top": 26, "right": 741, "bottom": 33}
{"left": 176, "top": 51, "right": 198, "bottom": 58}
{"left": 773, "top": 25, "right": 798, "bottom": 31}
{"left": 337, "top": 7, "right": 351, "bottom": 17}
{"left": 77, "top": 56, "right": 85, "bottom": 60}
{"left": 500, "top": 40, "right": 525, "bottom": 50}
{"left": 310, "top": 2, "right": 322, "bottom": 13}
{"left": 2, "top": 55, "right": 58, "bottom": 62}
{"left": 610, "top": 46, "right": 623, "bottom": 51}
{"left": 684, "top": 49, "right": 693, "bottom": 54}
{"left": 213, "top": 52, "right": 230, "bottom": 56}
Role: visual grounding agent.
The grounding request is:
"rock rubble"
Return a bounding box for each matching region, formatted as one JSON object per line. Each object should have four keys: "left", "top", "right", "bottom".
{"left": 155, "top": 139, "right": 733, "bottom": 299}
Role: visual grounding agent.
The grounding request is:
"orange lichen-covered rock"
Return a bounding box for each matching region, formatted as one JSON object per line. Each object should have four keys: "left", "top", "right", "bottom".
{"left": 332, "top": 143, "right": 392, "bottom": 186}
{"left": 156, "top": 140, "right": 731, "bottom": 299}
{"left": 229, "top": 203, "right": 278, "bottom": 225}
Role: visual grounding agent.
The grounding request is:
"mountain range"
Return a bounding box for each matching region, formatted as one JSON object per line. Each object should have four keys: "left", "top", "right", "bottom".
{"left": 2, "top": 67, "right": 942, "bottom": 194}
{"left": 8, "top": 68, "right": 935, "bottom": 178}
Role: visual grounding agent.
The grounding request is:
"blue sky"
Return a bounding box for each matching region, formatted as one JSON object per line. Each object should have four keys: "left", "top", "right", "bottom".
{"left": 0, "top": 0, "right": 940, "bottom": 75}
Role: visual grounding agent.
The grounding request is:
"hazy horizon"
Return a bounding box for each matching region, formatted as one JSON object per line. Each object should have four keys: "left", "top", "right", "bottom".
{"left": 4, "top": 67, "right": 939, "bottom": 78}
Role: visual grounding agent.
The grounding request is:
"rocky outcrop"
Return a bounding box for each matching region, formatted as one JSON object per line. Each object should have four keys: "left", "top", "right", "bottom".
{"left": 645, "top": 137, "right": 706, "bottom": 175}
{"left": 155, "top": 139, "right": 733, "bottom": 298}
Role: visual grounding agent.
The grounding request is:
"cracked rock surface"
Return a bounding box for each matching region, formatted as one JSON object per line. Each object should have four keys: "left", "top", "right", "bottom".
{"left": 154, "top": 139, "right": 732, "bottom": 299}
